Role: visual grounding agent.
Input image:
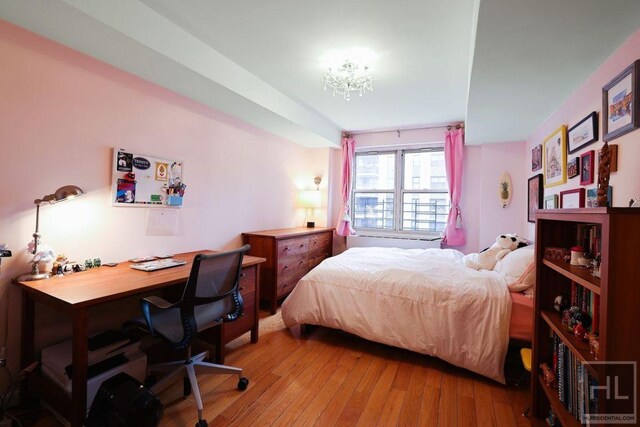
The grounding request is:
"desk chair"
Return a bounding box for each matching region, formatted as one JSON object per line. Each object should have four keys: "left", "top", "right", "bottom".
{"left": 129, "top": 245, "right": 251, "bottom": 427}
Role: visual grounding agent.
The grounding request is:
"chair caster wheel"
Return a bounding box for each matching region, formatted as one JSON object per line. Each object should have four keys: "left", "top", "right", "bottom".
{"left": 238, "top": 377, "right": 249, "bottom": 391}
{"left": 195, "top": 420, "right": 208, "bottom": 427}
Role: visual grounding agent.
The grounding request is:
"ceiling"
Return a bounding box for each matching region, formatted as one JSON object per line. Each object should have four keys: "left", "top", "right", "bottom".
{"left": 1, "top": 0, "right": 640, "bottom": 147}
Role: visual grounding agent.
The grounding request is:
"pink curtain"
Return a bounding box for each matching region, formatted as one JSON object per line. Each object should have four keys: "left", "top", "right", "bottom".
{"left": 336, "top": 135, "right": 356, "bottom": 236}
{"left": 442, "top": 129, "right": 465, "bottom": 246}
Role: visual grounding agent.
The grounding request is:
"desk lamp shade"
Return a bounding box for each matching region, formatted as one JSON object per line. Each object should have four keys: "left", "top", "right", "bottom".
{"left": 17, "top": 185, "right": 85, "bottom": 282}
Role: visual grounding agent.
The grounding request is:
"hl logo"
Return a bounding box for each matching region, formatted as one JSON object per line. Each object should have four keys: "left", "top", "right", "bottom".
{"left": 585, "top": 361, "right": 637, "bottom": 424}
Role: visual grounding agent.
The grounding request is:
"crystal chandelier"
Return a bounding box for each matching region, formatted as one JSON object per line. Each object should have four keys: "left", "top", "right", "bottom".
{"left": 322, "top": 61, "right": 374, "bottom": 101}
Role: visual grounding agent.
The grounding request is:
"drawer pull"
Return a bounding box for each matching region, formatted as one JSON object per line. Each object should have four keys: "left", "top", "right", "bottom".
{"left": 300, "top": 244, "right": 304, "bottom": 247}
{"left": 284, "top": 246, "right": 289, "bottom": 251}
{"left": 240, "top": 273, "right": 246, "bottom": 278}
{"left": 239, "top": 286, "right": 245, "bottom": 291}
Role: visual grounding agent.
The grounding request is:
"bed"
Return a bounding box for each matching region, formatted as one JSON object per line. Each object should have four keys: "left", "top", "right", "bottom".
{"left": 281, "top": 246, "right": 534, "bottom": 383}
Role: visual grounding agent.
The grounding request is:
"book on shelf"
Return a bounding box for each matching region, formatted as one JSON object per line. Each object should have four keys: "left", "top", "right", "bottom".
{"left": 575, "top": 223, "right": 601, "bottom": 256}
{"left": 552, "top": 332, "right": 599, "bottom": 422}
{"left": 570, "top": 281, "right": 599, "bottom": 335}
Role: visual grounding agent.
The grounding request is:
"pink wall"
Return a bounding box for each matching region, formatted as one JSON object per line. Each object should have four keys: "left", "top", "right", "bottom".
{"left": 525, "top": 28, "right": 640, "bottom": 240}
{"left": 0, "top": 20, "right": 330, "bottom": 383}
{"left": 331, "top": 130, "right": 526, "bottom": 255}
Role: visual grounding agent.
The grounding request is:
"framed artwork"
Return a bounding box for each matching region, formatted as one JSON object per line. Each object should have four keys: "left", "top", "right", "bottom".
{"left": 580, "top": 150, "right": 595, "bottom": 185}
{"left": 587, "top": 186, "right": 613, "bottom": 208}
{"left": 544, "top": 194, "right": 558, "bottom": 209}
{"left": 603, "top": 60, "right": 639, "bottom": 142}
{"left": 568, "top": 112, "right": 598, "bottom": 153}
{"left": 543, "top": 125, "right": 567, "bottom": 188}
{"left": 528, "top": 174, "right": 543, "bottom": 223}
{"left": 559, "top": 188, "right": 585, "bottom": 209}
{"left": 567, "top": 157, "right": 579, "bottom": 179}
{"left": 532, "top": 145, "right": 542, "bottom": 171}
{"left": 598, "top": 144, "right": 618, "bottom": 173}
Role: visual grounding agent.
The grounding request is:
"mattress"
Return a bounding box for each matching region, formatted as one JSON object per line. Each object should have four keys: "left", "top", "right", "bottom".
{"left": 509, "top": 291, "right": 533, "bottom": 342}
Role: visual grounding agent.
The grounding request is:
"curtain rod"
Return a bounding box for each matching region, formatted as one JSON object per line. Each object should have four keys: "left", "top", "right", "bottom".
{"left": 344, "top": 123, "right": 464, "bottom": 138}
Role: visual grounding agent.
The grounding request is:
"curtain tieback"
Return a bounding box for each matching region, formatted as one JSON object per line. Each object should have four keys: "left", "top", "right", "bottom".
{"left": 341, "top": 203, "right": 351, "bottom": 221}
{"left": 452, "top": 205, "right": 463, "bottom": 229}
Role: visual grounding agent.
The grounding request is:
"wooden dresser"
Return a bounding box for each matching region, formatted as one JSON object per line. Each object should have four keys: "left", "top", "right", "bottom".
{"left": 242, "top": 227, "right": 333, "bottom": 314}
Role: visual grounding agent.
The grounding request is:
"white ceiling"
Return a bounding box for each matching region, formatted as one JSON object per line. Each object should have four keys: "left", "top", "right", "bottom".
{"left": 1, "top": 0, "right": 640, "bottom": 147}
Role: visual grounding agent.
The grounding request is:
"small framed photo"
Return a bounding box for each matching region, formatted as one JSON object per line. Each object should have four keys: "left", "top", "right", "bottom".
{"left": 603, "top": 60, "right": 640, "bottom": 142}
{"left": 567, "top": 157, "right": 579, "bottom": 179}
{"left": 528, "top": 174, "right": 543, "bottom": 223}
{"left": 543, "top": 125, "right": 567, "bottom": 188}
{"left": 580, "top": 150, "right": 595, "bottom": 185}
{"left": 532, "top": 144, "right": 542, "bottom": 171}
{"left": 559, "top": 188, "right": 585, "bottom": 209}
{"left": 568, "top": 112, "right": 598, "bottom": 153}
{"left": 587, "top": 186, "right": 613, "bottom": 208}
{"left": 544, "top": 194, "right": 558, "bottom": 209}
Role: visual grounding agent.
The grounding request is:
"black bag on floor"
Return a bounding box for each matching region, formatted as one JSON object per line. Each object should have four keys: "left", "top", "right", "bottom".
{"left": 86, "top": 373, "right": 163, "bottom": 427}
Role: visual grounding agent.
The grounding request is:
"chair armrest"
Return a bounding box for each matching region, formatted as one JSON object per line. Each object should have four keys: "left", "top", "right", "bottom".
{"left": 140, "top": 296, "right": 179, "bottom": 335}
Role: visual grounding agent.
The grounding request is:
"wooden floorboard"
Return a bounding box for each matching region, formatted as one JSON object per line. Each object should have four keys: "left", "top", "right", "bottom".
{"left": 36, "top": 309, "right": 544, "bottom": 427}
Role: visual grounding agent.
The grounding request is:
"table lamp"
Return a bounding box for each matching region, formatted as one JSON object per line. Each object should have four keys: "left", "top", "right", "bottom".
{"left": 298, "top": 189, "right": 321, "bottom": 228}
{"left": 17, "top": 185, "right": 85, "bottom": 282}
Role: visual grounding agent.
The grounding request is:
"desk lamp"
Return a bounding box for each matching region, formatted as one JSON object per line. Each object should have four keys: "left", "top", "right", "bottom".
{"left": 17, "top": 185, "right": 85, "bottom": 282}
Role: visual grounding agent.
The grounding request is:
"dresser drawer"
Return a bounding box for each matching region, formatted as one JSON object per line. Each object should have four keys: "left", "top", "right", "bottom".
{"left": 309, "top": 254, "right": 328, "bottom": 270}
{"left": 223, "top": 291, "right": 255, "bottom": 342}
{"left": 277, "top": 256, "right": 308, "bottom": 278}
{"left": 309, "top": 232, "right": 331, "bottom": 255}
{"left": 276, "top": 272, "right": 305, "bottom": 298}
{"left": 238, "top": 266, "right": 256, "bottom": 295}
{"left": 277, "top": 236, "right": 309, "bottom": 258}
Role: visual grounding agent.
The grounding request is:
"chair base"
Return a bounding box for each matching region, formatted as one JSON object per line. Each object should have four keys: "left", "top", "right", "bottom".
{"left": 148, "top": 351, "right": 247, "bottom": 424}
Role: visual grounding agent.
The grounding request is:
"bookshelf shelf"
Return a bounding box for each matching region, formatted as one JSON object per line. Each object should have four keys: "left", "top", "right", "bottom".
{"left": 538, "top": 375, "right": 582, "bottom": 427}
{"left": 542, "top": 258, "right": 600, "bottom": 295}
{"left": 540, "top": 310, "right": 599, "bottom": 378}
{"left": 532, "top": 208, "right": 640, "bottom": 426}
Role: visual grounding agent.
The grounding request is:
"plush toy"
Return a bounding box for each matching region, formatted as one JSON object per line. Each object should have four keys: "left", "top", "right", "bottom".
{"left": 463, "top": 234, "right": 527, "bottom": 271}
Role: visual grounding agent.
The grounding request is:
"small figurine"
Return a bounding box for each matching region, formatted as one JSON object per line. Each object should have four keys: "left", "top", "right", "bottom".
{"left": 85, "top": 259, "right": 93, "bottom": 269}
{"left": 574, "top": 323, "right": 589, "bottom": 341}
{"left": 597, "top": 142, "right": 611, "bottom": 207}
{"left": 93, "top": 258, "right": 101, "bottom": 267}
{"left": 562, "top": 308, "right": 572, "bottom": 325}
{"left": 588, "top": 334, "right": 600, "bottom": 360}
{"left": 540, "top": 363, "right": 557, "bottom": 388}
{"left": 592, "top": 253, "right": 601, "bottom": 278}
{"left": 553, "top": 294, "right": 569, "bottom": 313}
{"left": 566, "top": 306, "right": 581, "bottom": 332}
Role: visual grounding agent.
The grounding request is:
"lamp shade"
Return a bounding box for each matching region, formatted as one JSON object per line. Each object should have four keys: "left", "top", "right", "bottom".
{"left": 298, "top": 190, "right": 321, "bottom": 208}
{"left": 36, "top": 185, "right": 85, "bottom": 204}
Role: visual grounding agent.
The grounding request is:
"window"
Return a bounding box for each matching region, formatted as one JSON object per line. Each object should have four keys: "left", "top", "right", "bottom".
{"left": 352, "top": 147, "right": 450, "bottom": 234}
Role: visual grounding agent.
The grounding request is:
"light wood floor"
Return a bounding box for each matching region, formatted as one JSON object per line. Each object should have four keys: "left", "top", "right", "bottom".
{"left": 156, "top": 317, "right": 542, "bottom": 427}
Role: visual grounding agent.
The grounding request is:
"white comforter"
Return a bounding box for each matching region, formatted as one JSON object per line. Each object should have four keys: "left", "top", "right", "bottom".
{"left": 281, "top": 247, "right": 512, "bottom": 383}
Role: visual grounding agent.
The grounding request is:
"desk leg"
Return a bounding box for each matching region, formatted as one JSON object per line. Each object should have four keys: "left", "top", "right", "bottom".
{"left": 20, "top": 293, "right": 35, "bottom": 403}
{"left": 251, "top": 266, "right": 260, "bottom": 343}
{"left": 71, "top": 308, "right": 88, "bottom": 427}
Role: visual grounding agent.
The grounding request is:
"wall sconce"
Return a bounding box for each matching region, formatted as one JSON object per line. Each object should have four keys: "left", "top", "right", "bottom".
{"left": 17, "top": 185, "right": 85, "bottom": 282}
{"left": 298, "top": 176, "right": 322, "bottom": 228}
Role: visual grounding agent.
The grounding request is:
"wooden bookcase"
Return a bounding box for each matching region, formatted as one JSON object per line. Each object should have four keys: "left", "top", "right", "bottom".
{"left": 532, "top": 208, "right": 640, "bottom": 426}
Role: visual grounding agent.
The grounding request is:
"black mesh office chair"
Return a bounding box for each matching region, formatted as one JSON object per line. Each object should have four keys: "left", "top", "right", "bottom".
{"left": 129, "top": 245, "right": 251, "bottom": 427}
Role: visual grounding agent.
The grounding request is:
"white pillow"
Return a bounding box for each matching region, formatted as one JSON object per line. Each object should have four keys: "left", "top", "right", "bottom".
{"left": 494, "top": 245, "right": 535, "bottom": 285}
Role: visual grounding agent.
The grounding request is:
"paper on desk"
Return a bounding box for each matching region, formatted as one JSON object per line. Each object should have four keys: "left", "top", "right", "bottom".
{"left": 146, "top": 209, "right": 179, "bottom": 236}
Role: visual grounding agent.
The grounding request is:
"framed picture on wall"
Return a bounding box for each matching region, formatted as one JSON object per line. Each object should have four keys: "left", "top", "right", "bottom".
{"left": 603, "top": 60, "right": 640, "bottom": 141}
{"left": 543, "top": 125, "right": 567, "bottom": 188}
{"left": 567, "top": 157, "right": 579, "bottom": 179}
{"left": 532, "top": 144, "right": 542, "bottom": 171}
{"left": 568, "top": 112, "right": 598, "bottom": 153}
{"left": 560, "top": 188, "right": 585, "bottom": 209}
{"left": 580, "top": 150, "right": 595, "bottom": 185}
{"left": 528, "top": 174, "right": 543, "bottom": 223}
{"left": 544, "top": 194, "right": 558, "bottom": 209}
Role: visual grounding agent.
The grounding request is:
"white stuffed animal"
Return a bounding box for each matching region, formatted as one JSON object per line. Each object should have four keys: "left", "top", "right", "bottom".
{"left": 463, "top": 234, "right": 527, "bottom": 271}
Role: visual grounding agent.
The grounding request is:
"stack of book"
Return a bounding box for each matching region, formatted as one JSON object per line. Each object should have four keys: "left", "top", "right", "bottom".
{"left": 575, "top": 223, "right": 601, "bottom": 256}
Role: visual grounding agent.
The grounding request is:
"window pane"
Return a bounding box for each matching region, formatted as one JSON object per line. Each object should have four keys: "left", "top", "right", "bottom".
{"left": 353, "top": 193, "right": 394, "bottom": 229}
{"left": 403, "top": 151, "right": 447, "bottom": 190}
{"left": 402, "top": 193, "right": 450, "bottom": 232}
{"left": 355, "top": 153, "right": 395, "bottom": 190}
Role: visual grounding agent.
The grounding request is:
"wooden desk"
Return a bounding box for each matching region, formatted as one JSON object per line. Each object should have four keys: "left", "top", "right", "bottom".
{"left": 12, "top": 250, "right": 265, "bottom": 427}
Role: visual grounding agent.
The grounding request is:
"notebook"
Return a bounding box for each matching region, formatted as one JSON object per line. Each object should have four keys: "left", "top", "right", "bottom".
{"left": 130, "top": 258, "right": 187, "bottom": 272}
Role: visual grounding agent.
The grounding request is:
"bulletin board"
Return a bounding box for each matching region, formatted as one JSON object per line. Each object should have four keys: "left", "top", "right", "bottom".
{"left": 111, "top": 148, "right": 184, "bottom": 207}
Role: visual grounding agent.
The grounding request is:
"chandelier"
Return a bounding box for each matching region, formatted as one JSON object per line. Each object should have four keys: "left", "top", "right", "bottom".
{"left": 322, "top": 61, "right": 374, "bottom": 101}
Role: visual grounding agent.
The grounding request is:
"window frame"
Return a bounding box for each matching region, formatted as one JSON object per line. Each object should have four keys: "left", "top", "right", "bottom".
{"left": 351, "top": 144, "right": 449, "bottom": 237}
